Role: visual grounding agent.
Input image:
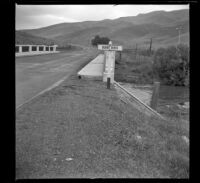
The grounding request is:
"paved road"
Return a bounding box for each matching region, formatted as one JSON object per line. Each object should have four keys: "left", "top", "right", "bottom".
{"left": 16, "top": 49, "right": 98, "bottom": 108}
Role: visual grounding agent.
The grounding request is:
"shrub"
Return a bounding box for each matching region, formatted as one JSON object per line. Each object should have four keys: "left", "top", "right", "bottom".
{"left": 153, "top": 44, "right": 189, "bottom": 86}
{"left": 91, "top": 35, "right": 110, "bottom": 46}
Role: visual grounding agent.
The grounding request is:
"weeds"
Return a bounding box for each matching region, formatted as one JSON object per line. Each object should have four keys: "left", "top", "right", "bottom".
{"left": 115, "top": 51, "right": 154, "bottom": 84}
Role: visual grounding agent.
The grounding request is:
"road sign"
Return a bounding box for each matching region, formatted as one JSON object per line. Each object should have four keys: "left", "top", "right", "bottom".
{"left": 98, "top": 41, "right": 122, "bottom": 84}
{"left": 98, "top": 44, "right": 123, "bottom": 51}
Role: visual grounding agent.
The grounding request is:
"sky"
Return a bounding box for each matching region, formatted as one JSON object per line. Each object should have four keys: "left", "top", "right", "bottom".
{"left": 16, "top": 4, "right": 189, "bottom": 30}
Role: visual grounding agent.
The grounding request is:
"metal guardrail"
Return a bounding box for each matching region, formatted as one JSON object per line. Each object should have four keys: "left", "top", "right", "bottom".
{"left": 113, "top": 81, "right": 165, "bottom": 119}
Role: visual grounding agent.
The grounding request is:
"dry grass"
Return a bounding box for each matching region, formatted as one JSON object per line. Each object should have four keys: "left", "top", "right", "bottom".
{"left": 16, "top": 74, "right": 189, "bottom": 178}
{"left": 115, "top": 51, "right": 155, "bottom": 84}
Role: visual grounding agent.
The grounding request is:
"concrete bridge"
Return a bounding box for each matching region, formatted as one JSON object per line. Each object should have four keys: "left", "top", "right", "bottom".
{"left": 15, "top": 44, "right": 59, "bottom": 57}
{"left": 78, "top": 51, "right": 164, "bottom": 119}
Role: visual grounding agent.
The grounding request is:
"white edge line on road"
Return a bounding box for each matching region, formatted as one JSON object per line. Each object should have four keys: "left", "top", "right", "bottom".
{"left": 16, "top": 74, "right": 70, "bottom": 111}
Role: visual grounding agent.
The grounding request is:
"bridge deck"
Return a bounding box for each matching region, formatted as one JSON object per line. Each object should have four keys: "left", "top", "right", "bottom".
{"left": 78, "top": 54, "right": 104, "bottom": 78}
{"left": 16, "top": 51, "right": 60, "bottom": 57}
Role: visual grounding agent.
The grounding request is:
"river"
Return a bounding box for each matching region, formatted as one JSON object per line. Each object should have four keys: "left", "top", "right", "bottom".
{"left": 158, "top": 85, "right": 189, "bottom": 121}
{"left": 159, "top": 85, "right": 189, "bottom": 106}
{"left": 118, "top": 82, "right": 189, "bottom": 121}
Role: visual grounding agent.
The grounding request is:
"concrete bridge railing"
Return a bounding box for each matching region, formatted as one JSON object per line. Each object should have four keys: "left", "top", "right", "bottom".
{"left": 15, "top": 44, "right": 59, "bottom": 57}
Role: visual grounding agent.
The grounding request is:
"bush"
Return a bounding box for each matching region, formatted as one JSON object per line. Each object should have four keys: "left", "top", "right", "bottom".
{"left": 91, "top": 35, "right": 110, "bottom": 46}
{"left": 153, "top": 44, "right": 189, "bottom": 86}
{"left": 115, "top": 45, "right": 189, "bottom": 86}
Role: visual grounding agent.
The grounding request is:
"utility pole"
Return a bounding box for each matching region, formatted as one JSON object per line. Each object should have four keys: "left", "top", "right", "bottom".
{"left": 176, "top": 27, "right": 182, "bottom": 62}
{"left": 135, "top": 43, "right": 138, "bottom": 59}
{"left": 176, "top": 27, "right": 185, "bottom": 82}
{"left": 176, "top": 27, "right": 182, "bottom": 46}
{"left": 149, "top": 38, "right": 152, "bottom": 56}
{"left": 176, "top": 27, "right": 182, "bottom": 61}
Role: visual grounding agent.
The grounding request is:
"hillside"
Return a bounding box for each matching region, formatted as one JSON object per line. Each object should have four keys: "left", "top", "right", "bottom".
{"left": 17, "top": 9, "right": 189, "bottom": 49}
{"left": 15, "top": 31, "right": 57, "bottom": 45}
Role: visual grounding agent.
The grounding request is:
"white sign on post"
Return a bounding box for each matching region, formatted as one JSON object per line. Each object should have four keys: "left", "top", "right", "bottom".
{"left": 98, "top": 45, "right": 123, "bottom": 51}
{"left": 98, "top": 41, "right": 123, "bottom": 83}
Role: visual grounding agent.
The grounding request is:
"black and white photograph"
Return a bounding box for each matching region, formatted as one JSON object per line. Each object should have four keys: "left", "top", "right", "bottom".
{"left": 15, "top": 4, "right": 190, "bottom": 179}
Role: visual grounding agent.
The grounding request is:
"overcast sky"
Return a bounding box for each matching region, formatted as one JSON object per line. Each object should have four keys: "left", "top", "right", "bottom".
{"left": 16, "top": 4, "right": 189, "bottom": 30}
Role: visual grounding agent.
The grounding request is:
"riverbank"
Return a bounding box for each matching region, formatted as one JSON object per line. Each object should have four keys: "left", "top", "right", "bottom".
{"left": 114, "top": 48, "right": 189, "bottom": 132}
{"left": 16, "top": 74, "right": 189, "bottom": 178}
{"left": 117, "top": 82, "right": 189, "bottom": 123}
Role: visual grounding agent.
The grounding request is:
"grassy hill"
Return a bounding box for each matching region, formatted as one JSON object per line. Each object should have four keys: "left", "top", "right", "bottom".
{"left": 15, "top": 31, "right": 57, "bottom": 45}
{"left": 16, "top": 9, "right": 189, "bottom": 49}
{"left": 116, "top": 9, "right": 188, "bottom": 25}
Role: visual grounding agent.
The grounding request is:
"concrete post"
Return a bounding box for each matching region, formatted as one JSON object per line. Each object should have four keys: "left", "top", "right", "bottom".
{"left": 19, "top": 46, "right": 22, "bottom": 53}
{"left": 29, "top": 45, "right": 32, "bottom": 52}
{"left": 103, "top": 50, "right": 115, "bottom": 83}
{"left": 53, "top": 45, "right": 57, "bottom": 52}
{"left": 150, "top": 82, "right": 160, "bottom": 110}
{"left": 98, "top": 42, "right": 122, "bottom": 83}
{"left": 103, "top": 51, "right": 109, "bottom": 82}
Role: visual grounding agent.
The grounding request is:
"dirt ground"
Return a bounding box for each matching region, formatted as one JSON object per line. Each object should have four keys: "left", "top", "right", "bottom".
{"left": 16, "top": 75, "right": 189, "bottom": 179}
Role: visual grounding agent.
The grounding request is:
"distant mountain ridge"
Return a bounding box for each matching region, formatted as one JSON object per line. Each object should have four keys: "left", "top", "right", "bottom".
{"left": 16, "top": 9, "right": 189, "bottom": 49}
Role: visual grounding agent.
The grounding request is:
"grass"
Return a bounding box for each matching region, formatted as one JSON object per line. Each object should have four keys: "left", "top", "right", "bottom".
{"left": 115, "top": 49, "right": 189, "bottom": 121}
{"left": 115, "top": 51, "right": 155, "bottom": 84}
{"left": 57, "top": 45, "right": 84, "bottom": 52}
{"left": 16, "top": 74, "right": 189, "bottom": 178}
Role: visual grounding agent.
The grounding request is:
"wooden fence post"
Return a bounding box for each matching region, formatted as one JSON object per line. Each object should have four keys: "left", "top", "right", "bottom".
{"left": 107, "top": 77, "right": 111, "bottom": 89}
{"left": 150, "top": 82, "right": 160, "bottom": 110}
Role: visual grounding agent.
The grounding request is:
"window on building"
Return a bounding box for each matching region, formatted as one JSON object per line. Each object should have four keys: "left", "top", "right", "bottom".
{"left": 46, "top": 47, "right": 49, "bottom": 51}
{"left": 15, "top": 46, "right": 19, "bottom": 53}
{"left": 50, "top": 47, "right": 53, "bottom": 51}
{"left": 39, "top": 46, "right": 43, "bottom": 51}
{"left": 22, "top": 46, "right": 29, "bottom": 52}
{"left": 32, "top": 46, "right": 37, "bottom": 51}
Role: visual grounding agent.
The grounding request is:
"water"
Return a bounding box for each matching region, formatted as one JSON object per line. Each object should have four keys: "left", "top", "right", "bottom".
{"left": 119, "top": 83, "right": 189, "bottom": 107}
{"left": 158, "top": 85, "right": 189, "bottom": 121}
{"left": 158, "top": 85, "right": 189, "bottom": 106}
{"left": 118, "top": 81, "right": 189, "bottom": 119}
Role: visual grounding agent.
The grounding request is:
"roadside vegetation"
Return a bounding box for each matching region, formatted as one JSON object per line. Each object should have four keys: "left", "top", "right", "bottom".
{"left": 57, "top": 44, "right": 84, "bottom": 51}
{"left": 16, "top": 43, "right": 189, "bottom": 178}
{"left": 115, "top": 44, "right": 189, "bottom": 87}
{"left": 16, "top": 75, "right": 189, "bottom": 178}
{"left": 91, "top": 35, "right": 110, "bottom": 47}
{"left": 114, "top": 43, "right": 189, "bottom": 135}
